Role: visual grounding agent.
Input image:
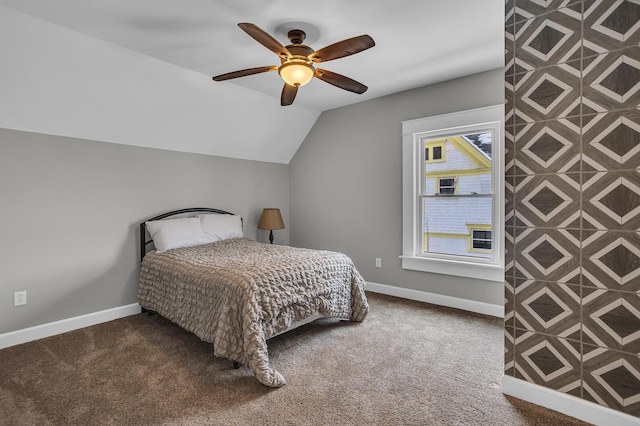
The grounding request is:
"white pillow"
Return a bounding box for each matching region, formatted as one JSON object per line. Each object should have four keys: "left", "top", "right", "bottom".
{"left": 145, "top": 217, "right": 212, "bottom": 253}
{"left": 198, "top": 214, "right": 243, "bottom": 241}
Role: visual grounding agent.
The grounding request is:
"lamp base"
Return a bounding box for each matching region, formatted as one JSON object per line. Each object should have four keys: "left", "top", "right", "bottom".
{"left": 269, "top": 230, "right": 274, "bottom": 244}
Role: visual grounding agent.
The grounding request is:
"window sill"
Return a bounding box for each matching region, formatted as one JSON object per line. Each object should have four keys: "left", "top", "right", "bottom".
{"left": 400, "top": 255, "right": 504, "bottom": 282}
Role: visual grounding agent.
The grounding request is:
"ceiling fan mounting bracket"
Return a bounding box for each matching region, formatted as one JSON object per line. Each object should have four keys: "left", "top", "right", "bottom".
{"left": 287, "top": 29, "right": 306, "bottom": 45}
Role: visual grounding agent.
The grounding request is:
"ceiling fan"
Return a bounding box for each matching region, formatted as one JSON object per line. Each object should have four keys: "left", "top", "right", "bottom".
{"left": 212, "top": 23, "right": 375, "bottom": 106}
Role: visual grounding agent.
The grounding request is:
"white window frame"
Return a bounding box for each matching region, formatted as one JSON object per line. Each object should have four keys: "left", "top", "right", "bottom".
{"left": 401, "top": 105, "right": 504, "bottom": 282}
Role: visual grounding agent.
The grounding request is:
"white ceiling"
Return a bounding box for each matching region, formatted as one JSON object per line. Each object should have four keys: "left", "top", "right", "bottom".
{"left": 0, "top": 0, "right": 504, "bottom": 112}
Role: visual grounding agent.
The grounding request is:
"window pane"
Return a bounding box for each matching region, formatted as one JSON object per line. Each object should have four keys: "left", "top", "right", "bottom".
{"left": 423, "top": 133, "right": 492, "bottom": 196}
{"left": 438, "top": 178, "right": 456, "bottom": 195}
{"left": 473, "top": 239, "right": 492, "bottom": 250}
{"left": 473, "top": 230, "right": 491, "bottom": 239}
{"left": 432, "top": 146, "right": 442, "bottom": 160}
{"left": 422, "top": 197, "right": 492, "bottom": 259}
{"left": 472, "top": 230, "right": 492, "bottom": 250}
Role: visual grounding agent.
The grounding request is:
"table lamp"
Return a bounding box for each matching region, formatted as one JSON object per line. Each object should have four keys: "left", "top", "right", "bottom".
{"left": 257, "top": 208, "right": 285, "bottom": 244}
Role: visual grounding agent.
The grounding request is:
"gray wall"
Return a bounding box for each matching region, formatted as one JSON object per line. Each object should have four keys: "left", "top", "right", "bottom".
{"left": 289, "top": 68, "right": 505, "bottom": 304}
{"left": 0, "top": 128, "right": 289, "bottom": 333}
{"left": 1, "top": 69, "right": 504, "bottom": 335}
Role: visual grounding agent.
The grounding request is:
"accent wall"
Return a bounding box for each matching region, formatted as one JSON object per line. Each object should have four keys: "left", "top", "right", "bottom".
{"left": 505, "top": 0, "right": 640, "bottom": 417}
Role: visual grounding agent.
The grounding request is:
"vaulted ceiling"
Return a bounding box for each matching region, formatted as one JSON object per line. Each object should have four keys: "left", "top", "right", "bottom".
{"left": 0, "top": 0, "right": 504, "bottom": 163}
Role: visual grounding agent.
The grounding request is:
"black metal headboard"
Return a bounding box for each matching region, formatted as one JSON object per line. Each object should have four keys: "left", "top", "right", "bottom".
{"left": 139, "top": 207, "right": 235, "bottom": 262}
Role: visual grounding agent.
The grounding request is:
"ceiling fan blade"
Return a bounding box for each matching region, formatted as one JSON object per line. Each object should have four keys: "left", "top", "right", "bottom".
{"left": 281, "top": 84, "right": 298, "bottom": 106}
{"left": 238, "top": 23, "right": 291, "bottom": 59}
{"left": 309, "top": 35, "right": 375, "bottom": 63}
{"left": 315, "top": 69, "right": 368, "bottom": 94}
{"left": 212, "top": 66, "right": 277, "bottom": 81}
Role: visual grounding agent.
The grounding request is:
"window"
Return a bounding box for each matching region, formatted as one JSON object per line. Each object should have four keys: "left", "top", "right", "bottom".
{"left": 471, "top": 228, "right": 492, "bottom": 251}
{"left": 432, "top": 146, "right": 443, "bottom": 160}
{"left": 425, "top": 141, "right": 445, "bottom": 163}
{"left": 401, "top": 105, "right": 504, "bottom": 281}
{"left": 438, "top": 177, "right": 456, "bottom": 195}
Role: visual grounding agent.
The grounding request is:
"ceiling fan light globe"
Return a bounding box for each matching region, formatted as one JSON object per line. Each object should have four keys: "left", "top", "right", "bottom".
{"left": 278, "top": 61, "right": 315, "bottom": 87}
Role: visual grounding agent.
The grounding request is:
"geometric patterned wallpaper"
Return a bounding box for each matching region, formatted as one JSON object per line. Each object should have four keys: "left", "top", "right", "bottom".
{"left": 505, "top": 0, "right": 640, "bottom": 417}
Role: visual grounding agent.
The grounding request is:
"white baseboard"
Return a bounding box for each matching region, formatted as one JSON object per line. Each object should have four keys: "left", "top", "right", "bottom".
{"left": 502, "top": 375, "right": 640, "bottom": 426}
{"left": 366, "top": 281, "right": 504, "bottom": 318}
{"left": 0, "top": 304, "right": 141, "bottom": 350}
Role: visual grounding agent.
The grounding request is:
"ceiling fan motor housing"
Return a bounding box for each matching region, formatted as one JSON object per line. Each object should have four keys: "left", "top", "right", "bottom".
{"left": 279, "top": 33, "right": 316, "bottom": 87}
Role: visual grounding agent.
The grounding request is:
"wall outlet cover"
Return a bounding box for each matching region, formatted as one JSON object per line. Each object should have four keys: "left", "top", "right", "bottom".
{"left": 14, "top": 291, "right": 26, "bottom": 306}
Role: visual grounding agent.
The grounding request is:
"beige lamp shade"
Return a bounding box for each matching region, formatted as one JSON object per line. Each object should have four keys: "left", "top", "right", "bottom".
{"left": 257, "top": 208, "right": 285, "bottom": 230}
{"left": 258, "top": 208, "right": 284, "bottom": 244}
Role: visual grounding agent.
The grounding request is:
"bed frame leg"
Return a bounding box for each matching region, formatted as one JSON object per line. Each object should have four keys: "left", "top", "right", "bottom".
{"left": 233, "top": 361, "right": 240, "bottom": 369}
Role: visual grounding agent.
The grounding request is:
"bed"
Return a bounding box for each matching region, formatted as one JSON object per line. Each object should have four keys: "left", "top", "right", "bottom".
{"left": 138, "top": 208, "right": 369, "bottom": 387}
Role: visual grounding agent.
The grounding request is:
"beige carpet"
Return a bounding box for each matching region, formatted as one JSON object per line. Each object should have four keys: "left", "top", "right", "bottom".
{"left": 0, "top": 292, "right": 589, "bottom": 425}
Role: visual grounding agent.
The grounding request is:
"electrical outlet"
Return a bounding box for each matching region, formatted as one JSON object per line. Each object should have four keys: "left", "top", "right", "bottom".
{"left": 14, "top": 291, "right": 26, "bottom": 307}
{"left": 375, "top": 258, "right": 382, "bottom": 268}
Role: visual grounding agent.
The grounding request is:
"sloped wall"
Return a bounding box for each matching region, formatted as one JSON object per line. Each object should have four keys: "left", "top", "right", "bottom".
{"left": 505, "top": 0, "right": 640, "bottom": 417}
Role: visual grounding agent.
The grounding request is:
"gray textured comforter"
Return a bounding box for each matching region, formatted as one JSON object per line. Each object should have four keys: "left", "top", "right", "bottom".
{"left": 138, "top": 238, "right": 369, "bottom": 387}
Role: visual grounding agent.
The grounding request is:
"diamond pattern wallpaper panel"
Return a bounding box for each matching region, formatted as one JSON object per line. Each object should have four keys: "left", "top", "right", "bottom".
{"left": 506, "top": 127, "right": 515, "bottom": 177}
{"left": 514, "top": 227, "right": 581, "bottom": 283}
{"left": 515, "top": 62, "right": 581, "bottom": 124}
{"left": 506, "top": 277, "right": 515, "bottom": 329}
{"left": 582, "top": 290, "right": 640, "bottom": 354}
{"left": 582, "top": 109, "right": 640, "bottom": 171}
{"left": 506, "top": 178, "right": 515, "bottom": 231}
{"left": 515, "top": 173, "right": 581, "bottom": 228}
{"left": 515, "top": 0, "right": 584, "bottom": 21}
{"left": 582, "top": 170, "right": 640, "bottom": 231}
{"left": 515, "top": 279, "right": 580, "bottom": 336}
{"left": 506, "top": 0, "right": 514, "bottom": 24}
{"left": 514, "top": 119, "right": 581, "bottom": 175}
{"left": 506, "top": 23, "right": 515, "bottom": 75}
{"left": 582, "top": 46, "right": 640, "bottom": 112}
{"left": 505, "top": 75, "right": 515, "bottom": 128}
{"left": 515, "top": 7, "right": 582, "bottom": 69}
{"left": 506, "top": 179, "right": 515, "bottom": 230}
{"left": 583, "top": 349, "right": 640, "bottom": 416}
{"left": 582, "top": 230, "right": 640, "bottom": 292}
{"left": 583, "top": 0, "right": 640, "bottom": 53}
{"left": 506, "top": 0, "right": 640, "bottom": 420}
{"left": 505, "top": 224, "right": 516, "bottom": 279}
{"left": 514, "top": 333, "right": 581, "bottom": 394}
{"left": 505, "top": 326, "right": 515, "bottom": 375}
